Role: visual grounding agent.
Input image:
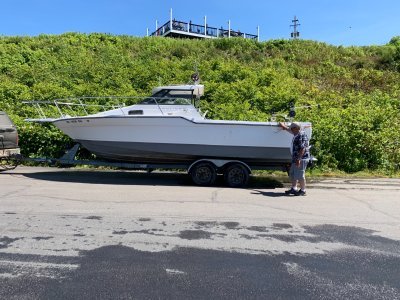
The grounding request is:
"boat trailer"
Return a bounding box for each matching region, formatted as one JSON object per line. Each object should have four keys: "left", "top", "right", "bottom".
{"left": 1, "top": 143, "right": 290, "bottom": 187}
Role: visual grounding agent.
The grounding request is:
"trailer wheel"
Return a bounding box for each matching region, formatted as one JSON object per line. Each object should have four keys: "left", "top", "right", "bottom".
{"left": 0, "top": 153, "right": 22, "bottom": 172}
{"left": 224, "top": 163, "right": 249, "bottom": 188}
{"left": 190, "top": 162, "right": 217, "bottom": 186}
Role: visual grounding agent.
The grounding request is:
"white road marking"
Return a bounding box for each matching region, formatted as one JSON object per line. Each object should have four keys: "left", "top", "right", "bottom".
{"left": 0, "top": 259, "right": 79, "bottom": 279}
{"left": 166, "top": 268, "right": 186, "bottom": 275}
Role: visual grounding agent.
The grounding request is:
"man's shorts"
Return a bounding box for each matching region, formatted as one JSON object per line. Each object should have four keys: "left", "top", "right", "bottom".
{"left": 289, "top": 159, "right": 309, "bottom": 181}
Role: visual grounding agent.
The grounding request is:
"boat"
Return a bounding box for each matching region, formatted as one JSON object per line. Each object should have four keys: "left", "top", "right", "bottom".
{"left": 25, "top": 79, "right": 312, "bottom": 168}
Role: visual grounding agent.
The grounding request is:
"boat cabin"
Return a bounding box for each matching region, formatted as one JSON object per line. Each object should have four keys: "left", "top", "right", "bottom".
{"left": 139, "top": 84, "right": 204, "bottom": 105}
{"left": 124, "top": 85, "right": 205, "bottom": 119}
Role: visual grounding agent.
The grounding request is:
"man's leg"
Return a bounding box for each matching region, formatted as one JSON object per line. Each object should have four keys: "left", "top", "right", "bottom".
{"left": 295, "top": 160, "right": 308, "bottom": 195}
{"left": 299, "top": 178, "right": 306, "bottom": 191}
{"left": 289, "top": 163, "right": 298, "bottom": 189}
{"left": 291, "top": 179, "right": 298, "bottom": 190}
{"left": 285, "top": 164, "right": 298, "bottom": 194}
{"left": 299, "top": 159, "right": 309, "bottom": 191}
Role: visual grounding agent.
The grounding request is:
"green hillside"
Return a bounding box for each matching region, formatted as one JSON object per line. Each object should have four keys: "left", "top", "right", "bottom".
{"left": 1, "top": 33, "right": 399, "bottom": 173}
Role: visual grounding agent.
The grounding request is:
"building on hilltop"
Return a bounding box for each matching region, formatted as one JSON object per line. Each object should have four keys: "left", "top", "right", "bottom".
{"left": 147, "top": 9, "right": 259, "bottom": 41}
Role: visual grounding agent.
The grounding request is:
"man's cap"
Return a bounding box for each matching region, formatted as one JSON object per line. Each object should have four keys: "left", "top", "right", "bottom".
{"left": 290, "top": 122, "right": 301, "bottom": 129}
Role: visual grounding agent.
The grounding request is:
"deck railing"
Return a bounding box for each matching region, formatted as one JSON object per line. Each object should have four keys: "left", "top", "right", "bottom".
{"left": 22, "top": 96, "right": 194, "bottom": 121}
{"left": 150, "top": 19, "right": 258, "bottom": 40}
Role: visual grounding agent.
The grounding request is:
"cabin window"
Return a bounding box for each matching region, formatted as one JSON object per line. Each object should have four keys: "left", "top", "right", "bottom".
{"left": 139, "top": 89, "right": 193, "bottom": 105}
{"left": 128, "top": 110, "right": 143, "bottom": 115}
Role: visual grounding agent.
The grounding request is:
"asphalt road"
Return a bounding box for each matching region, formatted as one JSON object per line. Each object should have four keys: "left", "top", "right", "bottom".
{"left": 1, "top": 167, "right": 399, "bottom": 299}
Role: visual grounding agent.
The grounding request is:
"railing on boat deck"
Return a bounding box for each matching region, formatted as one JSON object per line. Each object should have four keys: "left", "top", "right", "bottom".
{"left": 22, "top": 96, "right": 193, "bottom": 120}
{"left": 150, "top": 20, "right": 258, "bottom": 40}
{"left": 23, "top": 97, "right": 128, "bottom": 120}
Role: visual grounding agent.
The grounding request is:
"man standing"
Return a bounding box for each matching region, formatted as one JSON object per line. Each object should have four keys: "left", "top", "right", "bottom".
{"left": 279, "top": 122, "right": 310, "bottom": 196}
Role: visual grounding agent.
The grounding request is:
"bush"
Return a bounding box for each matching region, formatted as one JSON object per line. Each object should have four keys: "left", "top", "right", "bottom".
{"left": 0, "top": 34, "right": 399, "bottom": 173}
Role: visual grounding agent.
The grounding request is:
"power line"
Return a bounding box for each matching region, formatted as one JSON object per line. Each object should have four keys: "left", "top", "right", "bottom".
{"left": 290, "top": 16, "right": 300, "bottom": 39}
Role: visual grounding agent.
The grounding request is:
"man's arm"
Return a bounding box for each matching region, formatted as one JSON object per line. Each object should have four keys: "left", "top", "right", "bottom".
{"left": 295, "top": 148, "right": 305, "bottom": 167}
{"left": 295, "top": 134, "right": 308, "bottom": 166}
{"left": 279, "top": 122, "right": 291, "bottom": 133}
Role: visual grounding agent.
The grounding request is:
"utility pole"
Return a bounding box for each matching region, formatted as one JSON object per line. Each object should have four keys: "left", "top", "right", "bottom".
{"left": 290, "top": 16, "right": 300, "bottom": 39}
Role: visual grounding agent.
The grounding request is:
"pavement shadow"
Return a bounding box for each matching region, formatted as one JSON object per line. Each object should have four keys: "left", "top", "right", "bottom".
{"left": 251, "top": 190, "right": 289, "bottom": 197}
{"left": 9, "top": 169, "right": 191, "bottom": 186}
{"left": 5, "top": 168, "right": 284, "bottom": 189}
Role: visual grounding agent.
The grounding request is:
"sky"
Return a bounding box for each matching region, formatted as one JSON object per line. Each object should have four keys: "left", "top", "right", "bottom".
{"left": 1, "top": 0, "right": 399, "bottom": 46}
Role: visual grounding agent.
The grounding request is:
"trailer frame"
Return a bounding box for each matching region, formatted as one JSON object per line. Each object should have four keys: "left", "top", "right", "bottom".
{"left": 20, "top": 143, "right": 290, "bottom": 187}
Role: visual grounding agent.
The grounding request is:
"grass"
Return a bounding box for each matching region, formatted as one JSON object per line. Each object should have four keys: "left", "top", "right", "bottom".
{"left": 253, "top": 167, "right": 400, "bottom": 180}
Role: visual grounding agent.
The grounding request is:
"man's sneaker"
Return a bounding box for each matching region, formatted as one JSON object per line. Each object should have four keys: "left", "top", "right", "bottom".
{"left": 295, "top": 190, "right": 307, "bottom": 196}
{"left": 285, "top": 188, "right": 297, "bottom": 195}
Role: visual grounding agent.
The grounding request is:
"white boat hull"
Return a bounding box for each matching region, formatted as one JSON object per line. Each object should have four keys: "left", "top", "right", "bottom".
{"left": 53, "top": 116, "right": 311, "bottom": 166}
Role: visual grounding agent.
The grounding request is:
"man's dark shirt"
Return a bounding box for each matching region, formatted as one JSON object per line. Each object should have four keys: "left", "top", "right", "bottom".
{"left": 292, "top": 132, "right": 310, "bottom": 162}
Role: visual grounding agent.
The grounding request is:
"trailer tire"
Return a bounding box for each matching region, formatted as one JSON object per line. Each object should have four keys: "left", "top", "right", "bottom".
{"left": 224, "top": 163, "right": 249, "bottom": 188}
{"left": 0, "top": 153, "right": 22, "bottom": 172}
{"left": 190, "top": 162, "right": 217, "bottom": 186}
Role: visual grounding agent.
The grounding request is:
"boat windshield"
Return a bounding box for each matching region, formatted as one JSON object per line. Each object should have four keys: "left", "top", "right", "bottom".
{"left": 139, "top": 89, "right": 193, "bottom": 105}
